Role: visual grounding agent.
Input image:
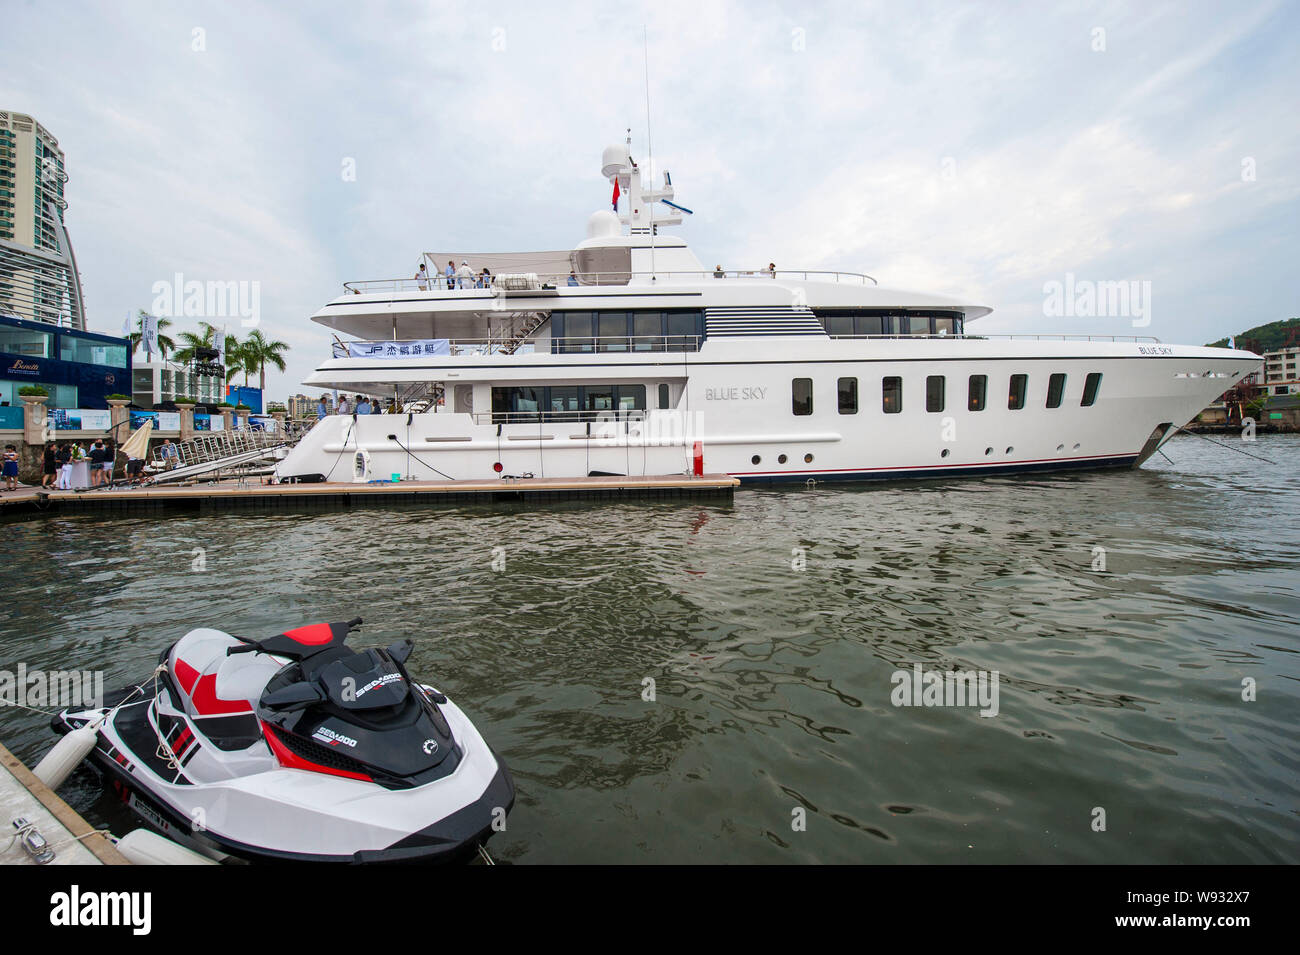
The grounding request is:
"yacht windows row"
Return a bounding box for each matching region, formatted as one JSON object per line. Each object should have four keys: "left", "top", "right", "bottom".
{"left": 492, "top": 384, "right": 648, "bottom": 423}
{"left": 550, "top": 310, "right": 704, "bottom": 353}
{"left": 793, "top": 372, "right": 1103, "bottom": 415}
{"left": 814, "top": 309, "right": 966, "bottom": 338}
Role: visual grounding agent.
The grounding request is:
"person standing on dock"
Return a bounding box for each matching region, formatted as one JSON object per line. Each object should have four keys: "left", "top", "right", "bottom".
{"left": 2, "top": 445, "right": 18, "bottom": 491}
{"left": 87, "top": 441, "right": 106, "bottom": 487}
{"left": 41, "top": 442, "right": 57, "bottom": 488}
{"left": 159, "top": 439, "right": 178, "bottom": 470}
{"left": 55, "top": 443, "right": 72, "bottom": 490}
{"left": 101, "top": 439, "right": 115, "bottom": 485}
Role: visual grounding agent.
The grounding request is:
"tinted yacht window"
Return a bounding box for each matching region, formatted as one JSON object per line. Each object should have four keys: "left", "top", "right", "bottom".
{"left": 1047, "top": 373, "right": 1067, "bottom": 409}
{"left": 882, "top": 377, "right": 902, "bottom": 414}
{"left": 926, "top": 375, "right": 945, "bottom": 412}
{"left": 792, "top": 378, "right": 813, "bottom": 416}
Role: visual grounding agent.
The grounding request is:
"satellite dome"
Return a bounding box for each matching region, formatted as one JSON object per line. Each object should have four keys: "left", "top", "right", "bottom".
{"left": 586, "top": 209, "right": 621, "bottom": 239}
{"left": 601, "top": 144, "right": 630, "bottom": 180}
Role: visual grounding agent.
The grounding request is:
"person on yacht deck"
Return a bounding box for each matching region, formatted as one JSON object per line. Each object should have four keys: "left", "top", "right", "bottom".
{"left": 337, "top": 394, "right": 351, "bottom": 416}
{"left": 445, "top": 260, "right": 456, "bottom": 289}
{"left": 457, "top": 260, "right": 474, "bottom": 289}
{"left": 415, "top": 263, "right": 428, "bottom": 290}
{"left": 356, "top": 396, "right": 372, "bottom": 415}
{"left": 478, "top": 267, "right": 492, "bottom": 289}
{"left": 713, "top": 264, "right": 725, "bottom": 278}
{"left": 567, "top": 270, "right": 580, "bottom": 287}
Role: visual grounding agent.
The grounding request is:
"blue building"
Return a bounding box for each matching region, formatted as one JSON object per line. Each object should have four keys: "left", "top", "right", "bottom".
{"left": 0, "top": 313, "right": 131, "bottom": 411}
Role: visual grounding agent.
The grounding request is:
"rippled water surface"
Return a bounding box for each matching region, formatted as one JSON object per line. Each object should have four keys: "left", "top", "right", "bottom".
{"left": 2, "top": 433, "right": 1297, "bottom": 863}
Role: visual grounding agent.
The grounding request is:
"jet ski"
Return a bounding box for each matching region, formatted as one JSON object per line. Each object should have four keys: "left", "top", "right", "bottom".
{"left": 51, "top": 617, "right": 514, "bottom": 863}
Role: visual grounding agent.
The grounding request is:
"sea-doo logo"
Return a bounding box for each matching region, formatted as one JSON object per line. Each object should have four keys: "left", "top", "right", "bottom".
{"left": 311, "top": 726, "right": 358, "bottom": 748}
{"left": 355, "top": 672, "right": 402, "bottom": 698}
{"left": 422, "top": 738, "right": 439, "bottom": 755}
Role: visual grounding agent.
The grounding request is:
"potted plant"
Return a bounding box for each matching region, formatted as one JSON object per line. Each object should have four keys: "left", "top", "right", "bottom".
{"left": 18, "top": 385, "right": 49, "bottom": 399}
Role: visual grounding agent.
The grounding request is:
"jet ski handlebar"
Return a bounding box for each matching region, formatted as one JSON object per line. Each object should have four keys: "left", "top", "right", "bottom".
{"left": 225, "top": 618, "right": 364, "bottom": 659}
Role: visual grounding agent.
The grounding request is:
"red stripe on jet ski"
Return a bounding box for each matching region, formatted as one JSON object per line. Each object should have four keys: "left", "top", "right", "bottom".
{"left": 261, "top": 723, "right": 372, "bottom": 783}
{"left": 280, "top": 623, "right": 336, "bottom": 645}
{"left": 187, "top": 673, "right": 255, "bottom": 716}
{"left": 173, "top": 658, "right": 201, "bottom": 693}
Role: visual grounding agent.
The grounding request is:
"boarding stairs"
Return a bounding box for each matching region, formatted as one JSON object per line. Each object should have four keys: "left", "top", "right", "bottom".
{"left": 146, "top": 428, "right": 296, "bottom": 485}
{"left": 498, "top": 311, "right": 549, "bottom": 355}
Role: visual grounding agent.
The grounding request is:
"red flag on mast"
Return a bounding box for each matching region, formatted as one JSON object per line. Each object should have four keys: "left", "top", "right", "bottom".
{"left": 612, "top": 177, "right": 620, "bottom": 211}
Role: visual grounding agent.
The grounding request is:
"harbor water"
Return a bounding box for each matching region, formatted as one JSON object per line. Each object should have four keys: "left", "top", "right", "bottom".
{"left": 1, "top": 432, "right": 1297, "bottom": 863}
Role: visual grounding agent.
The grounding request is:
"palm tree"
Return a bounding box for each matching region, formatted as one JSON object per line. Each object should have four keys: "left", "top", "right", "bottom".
{"left": 224, "top": 339, "right": 252, "bottom": 386}
{"left": 127, "top": 310, "right": 175, "bottom": 359}
{"left": 241, "top": 330, "right": 290, "bottom": 393}
{"left": 173, "top": 329, "right": 210, "bottom": 366}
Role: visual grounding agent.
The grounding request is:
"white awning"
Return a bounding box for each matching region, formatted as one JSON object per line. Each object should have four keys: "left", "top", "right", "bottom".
{"left": 423, "top": 250, "right": 576, "bottom": 282}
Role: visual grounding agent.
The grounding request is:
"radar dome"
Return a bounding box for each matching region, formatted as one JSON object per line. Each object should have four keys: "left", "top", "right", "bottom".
{"left": 586, "top": 209, "right": 621, "bottom": 239}
{"left": 601, "top": 144, "right": 630, "bottom": 180}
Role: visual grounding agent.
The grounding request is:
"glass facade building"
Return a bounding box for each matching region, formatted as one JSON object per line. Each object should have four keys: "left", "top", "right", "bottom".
{"left": 0, "top": 313, "right": 130, "bottom": 410}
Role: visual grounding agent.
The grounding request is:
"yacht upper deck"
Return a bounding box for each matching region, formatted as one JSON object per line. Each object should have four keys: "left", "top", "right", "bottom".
{"left": 311, "top": 139, "right": 992, "bottom": 342}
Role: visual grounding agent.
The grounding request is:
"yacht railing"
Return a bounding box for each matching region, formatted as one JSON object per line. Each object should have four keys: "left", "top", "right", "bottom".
{"left": 342, "top": 268, "right": 877, "bottom": 294}
{"left": 823, "top": 333, "right": 1163, "bottom": 343}
{"left": 474, "top": 409, "right": 648, "bottom": 426}
{"left": 331, "top": 335, "right": 703, "bottom": 358}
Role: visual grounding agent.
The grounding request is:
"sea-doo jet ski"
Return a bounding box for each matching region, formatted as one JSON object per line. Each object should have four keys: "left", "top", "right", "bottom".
{"left": 52, "top": 618, "right": 514, "bottom": 863}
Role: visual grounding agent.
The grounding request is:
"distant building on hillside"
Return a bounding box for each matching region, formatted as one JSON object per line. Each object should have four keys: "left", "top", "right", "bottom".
{"left": 1261, "top": 346, "right": 1299, "bottom": 396}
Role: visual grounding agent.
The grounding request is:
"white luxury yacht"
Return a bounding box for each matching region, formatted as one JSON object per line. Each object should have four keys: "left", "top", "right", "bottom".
{"left": 275, "top": 141, "right": 1261, "bottom": 485}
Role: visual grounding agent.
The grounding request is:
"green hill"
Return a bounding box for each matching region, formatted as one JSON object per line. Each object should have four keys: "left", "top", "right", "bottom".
{"left": 1207, "top": 318, "right": 1300, "bottom": 351}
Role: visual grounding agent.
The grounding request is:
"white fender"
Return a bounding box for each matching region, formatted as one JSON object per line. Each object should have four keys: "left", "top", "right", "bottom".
{"left": 115, "top": 829, "right": 220, "bottom": 865}
{"left": 32, "top": 724, "right": 98, "bottom": 790}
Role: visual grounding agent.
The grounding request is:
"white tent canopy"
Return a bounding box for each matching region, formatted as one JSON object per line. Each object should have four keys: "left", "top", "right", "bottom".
{"left": 421, "top": 251, "right": 576, "bottom": 284}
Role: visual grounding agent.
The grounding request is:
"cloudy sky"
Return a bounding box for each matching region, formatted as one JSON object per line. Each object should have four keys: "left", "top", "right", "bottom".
{"left": 3, "top": 0, "right": 1297, "bottom": 397}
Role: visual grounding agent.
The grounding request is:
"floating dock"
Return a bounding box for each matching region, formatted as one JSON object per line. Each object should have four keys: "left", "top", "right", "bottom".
{"left": 0, "top": 741, "right": 129, "bottom": 866}
{"left": 1, "top": 473, "right": 738, "bottom": 519}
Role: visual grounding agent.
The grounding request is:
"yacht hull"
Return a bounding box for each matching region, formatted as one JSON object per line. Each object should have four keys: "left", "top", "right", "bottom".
{"left": 281, "top": 340, "right": 1259, "bottom": 486}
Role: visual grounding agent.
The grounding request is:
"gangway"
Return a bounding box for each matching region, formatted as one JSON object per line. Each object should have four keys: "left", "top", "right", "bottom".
{"left": 145, "top": 425, "right": 303, "bottom": 485}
